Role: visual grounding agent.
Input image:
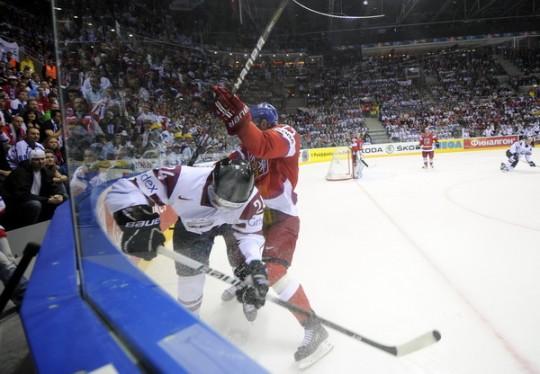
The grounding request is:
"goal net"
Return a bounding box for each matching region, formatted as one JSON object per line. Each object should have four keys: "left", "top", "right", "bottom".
{"left": 326, "top": 147, "right": 353, "bottom": 181}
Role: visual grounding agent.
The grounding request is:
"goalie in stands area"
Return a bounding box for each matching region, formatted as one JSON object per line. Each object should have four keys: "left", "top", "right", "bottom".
{"left": 212, "top": 86, "right": 333, "bottom": 369}
{"left": 500, "top": 135, "right": 536, "bottom": 172}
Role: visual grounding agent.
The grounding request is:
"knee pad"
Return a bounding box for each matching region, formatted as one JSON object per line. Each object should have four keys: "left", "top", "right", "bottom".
{"left": 267, "top": 262, "right": 300, "bottom": 301}
{"left": 177, "top": 273, "right": 205, "bottom": 314}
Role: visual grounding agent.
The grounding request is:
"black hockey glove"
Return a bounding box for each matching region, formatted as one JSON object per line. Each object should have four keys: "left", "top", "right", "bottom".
{"left": 529, "top": 161, "right": 536, "bottom": 167}
{"left": 113, "top": 205, "right": 165, "bottom": 261}
{"left": 235, "top": 260, "right": 269, "bottom": 309}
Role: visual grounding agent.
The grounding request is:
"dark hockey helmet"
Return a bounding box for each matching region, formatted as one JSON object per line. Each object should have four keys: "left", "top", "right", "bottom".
{"left": 250, "top": 102, "right": 278, "bottom": 129}
{"left": 210, "top": 158, "right": 255, "bottom": 208}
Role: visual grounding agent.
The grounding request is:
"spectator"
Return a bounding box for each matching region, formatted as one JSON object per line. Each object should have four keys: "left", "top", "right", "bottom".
{"left": 42, "top": 57, "right": 57, "bottom": 83}
{"left": 7, "top": 127, "right": 44, "bottom": 169}
{"left": 44, "top": 149, "right": 68, "bottom": 195}
{"left": 0, "top": 197, "right": 28, "bottom": 307}
{"left": 363, "top": 132, "right": 373, "bottom": 144}
{"left": 0, "top": 94, "right": 13, "bottom": 127}
{"left": 1, "top": 149, "right": 66, "bottom": 229}
{"left": 43, "top": 136, "right": 65, "bottom": 167}
{"left": 2, "top": 75, "right": 18, "bottom": 100}
{"left": 0, "top": 137, "right": 11, "bottom": 187}
{"left": 3, "top": 51, "right": 18, "bottom": 70}
{"left": 40, "top": 109, "right": 62, "bottom": 142}
{"left": 23, "top": 110, "right": 42, "bottom": 133}
{"left": 19, "top": 56, "right": 35, "bottom": 74}
{"left": 4, "top": 115, "right": 26, "bottom": 145}
{"left": 10, "top": 90, "right": 28, "bottom": 115}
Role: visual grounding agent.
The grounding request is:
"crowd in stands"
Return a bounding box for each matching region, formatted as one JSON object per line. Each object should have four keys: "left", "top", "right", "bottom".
{"left": 0, "top": 2, "right": 539, "bottom": 233}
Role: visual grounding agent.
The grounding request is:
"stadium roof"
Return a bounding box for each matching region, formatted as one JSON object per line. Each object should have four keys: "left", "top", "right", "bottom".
{"left": 183, "top": 0, "right": 540, "bottom": 50}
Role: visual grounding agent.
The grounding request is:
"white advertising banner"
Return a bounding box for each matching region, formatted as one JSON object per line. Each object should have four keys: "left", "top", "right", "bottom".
{"left": 361, "top": 141, "right": 420, "bottom": 157}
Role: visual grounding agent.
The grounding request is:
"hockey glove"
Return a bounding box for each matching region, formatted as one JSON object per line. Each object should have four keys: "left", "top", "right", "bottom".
{"left": 212, "top": 85, "right": 252, "bottom": 135}
{"left": 235, "top": 260, "right": 269, "bottom": 309}
{"left": 113, "top": 205, "right": 165, "bottom": 261}
{"left": 529, "top": 161, "right": 536, "bottom": 167}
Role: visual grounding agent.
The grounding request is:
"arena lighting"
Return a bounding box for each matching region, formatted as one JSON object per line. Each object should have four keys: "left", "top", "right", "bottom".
{"left": 292, "top": 0, "right": 384, "bottom": 19}
{"left": 363, "top": 0, "right": 368, "bottom": 5}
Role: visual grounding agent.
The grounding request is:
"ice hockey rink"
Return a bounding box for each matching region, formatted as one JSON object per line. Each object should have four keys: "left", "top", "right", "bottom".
{"left": 144, "top": 148, "right": 540, "bottom": 374}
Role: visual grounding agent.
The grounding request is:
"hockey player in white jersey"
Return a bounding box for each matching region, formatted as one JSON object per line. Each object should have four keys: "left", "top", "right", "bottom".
{"left": 500, "top": 136, "right": 536, "bottom": 172}
{"left": 105, "top": 158, "right": 269, "bottom": 316}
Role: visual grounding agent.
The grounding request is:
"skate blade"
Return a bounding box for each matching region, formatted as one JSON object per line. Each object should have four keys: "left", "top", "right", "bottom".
{"left": 243, "top": 304, "right": 258, "bottom": 322}
{"left": 297, "top": 341, "right": 334, "bottom": 370}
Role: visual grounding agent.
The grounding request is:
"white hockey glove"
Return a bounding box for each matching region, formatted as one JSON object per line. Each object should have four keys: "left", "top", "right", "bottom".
{"left": 113, "top": 205, "right": 165, "bottom": 261}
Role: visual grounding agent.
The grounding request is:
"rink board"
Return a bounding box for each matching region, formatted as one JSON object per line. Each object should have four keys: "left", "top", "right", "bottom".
{"left": 19, "top": 134, "right": 529, "bottom": 372}
{"left": 300, "top": 135, "right": 518, "bottom": 165}
{"left": 20, "top": 188, "right": 265, "bottom": 373}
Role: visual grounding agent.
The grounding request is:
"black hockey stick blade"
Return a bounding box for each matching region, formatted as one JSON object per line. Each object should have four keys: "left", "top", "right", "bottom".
{"left": 157, "top": 247, "right": 442, "bottom": 356}
{"left": 361, "top": 159, "right": 369, "bottom": 167}
{"left": 270, "top": 297, "right": 440, "bottom": 356}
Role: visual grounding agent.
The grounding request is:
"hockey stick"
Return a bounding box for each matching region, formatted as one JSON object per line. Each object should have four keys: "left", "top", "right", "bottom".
{"left": 188, "top": 0, "right": 289, "bottom": 166}
{"left": 187, "top": 132, "right": 210, "bottom": 166}
{"left": 157, "top": 247, "right": 441, "bottom": 356}
{"left": 232, "top": 0, "right": 289, "bottom": 94}
{"left": 361, "top": 159, "right": 369, "bottom": 167}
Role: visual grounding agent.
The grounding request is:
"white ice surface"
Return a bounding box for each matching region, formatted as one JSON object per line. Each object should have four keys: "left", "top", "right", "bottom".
{"left": 145, "top": 149, "right": 540, "bottom": 374}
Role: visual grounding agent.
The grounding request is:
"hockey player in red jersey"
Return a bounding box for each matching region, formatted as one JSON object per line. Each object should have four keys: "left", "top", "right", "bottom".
{"left": 105, "top": 159, "right": 269, "bottom": 317}
{"left": 419, "top": 127, "right": 438, "bottom": 168}
{"left": 212, "top": 85, "right": 333, "bottom": 369}
{"left": 351, "top": 134, "right": 365, "bottom": 178}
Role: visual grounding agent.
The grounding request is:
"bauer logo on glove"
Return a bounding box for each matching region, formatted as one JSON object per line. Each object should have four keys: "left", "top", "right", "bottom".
{"left": 212, "top": 85, "right": 252, "bottom": 135}
{"left": 113, "top": 205, "right": 165, "bottom": 261}
{"left": 125, "top": 217, "right": 161, "bottom": 228}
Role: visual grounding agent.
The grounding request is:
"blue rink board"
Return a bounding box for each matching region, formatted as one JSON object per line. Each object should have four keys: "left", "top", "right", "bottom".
{"left": 20, "top": 184, "right": 266, "bottom": 373}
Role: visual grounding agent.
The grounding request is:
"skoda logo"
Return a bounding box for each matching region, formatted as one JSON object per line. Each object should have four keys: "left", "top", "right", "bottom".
{"left": 385, "top": 145, "right": 395, "bottom": 154}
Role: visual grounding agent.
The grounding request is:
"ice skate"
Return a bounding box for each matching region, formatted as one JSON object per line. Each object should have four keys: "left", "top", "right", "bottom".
{"left": 500, "top": 163, "right": 509, "bottom": 172}
{"left": 242, "top": 303, "right": 258, "bottom": 322}
{"left": 422, "top": 164, "right": 428, "bottom": 169}
{"left": 295, "top": 318, "right": 333, "bottom": 370}
{"left": 430, "top": 163, "right": 434, "bottom": 168}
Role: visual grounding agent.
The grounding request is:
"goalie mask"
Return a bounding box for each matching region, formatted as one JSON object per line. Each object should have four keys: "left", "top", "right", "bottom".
{"left": 209, "top": 158, "right": 255, "bottom": 209}
{"left": 250, "top": 102, "right": 278, "bottom": 130}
